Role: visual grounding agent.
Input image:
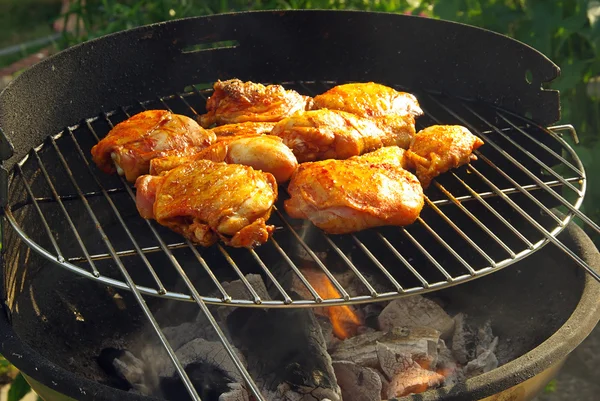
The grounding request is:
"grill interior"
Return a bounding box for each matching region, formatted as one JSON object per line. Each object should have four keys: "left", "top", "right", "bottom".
{"left": 5, "top": 81, "right": 591, "bottom": 307}
{"left": 3, "top": 80, "right": 597, "bottom": 401}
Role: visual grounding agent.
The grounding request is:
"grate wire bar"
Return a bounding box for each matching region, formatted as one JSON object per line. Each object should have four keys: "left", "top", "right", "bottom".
{"left": 3, "top": 81, "right": 596, "bottom": 400}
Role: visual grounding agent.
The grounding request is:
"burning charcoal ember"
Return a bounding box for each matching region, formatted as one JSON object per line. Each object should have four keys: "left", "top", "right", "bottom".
{"left": 227, "top": 308, "right": 341, "bottom": 401}
{"left": 97, "top": 347, "right": 156, "bottom": 394}
{"left": 464, "top": 321, "right": 499, "bottom": 378}
{"left": 377, "top": 343, "right": 445, "bottom": 398}
{"left": 160, "top": 362, "right": 247, "bottom": 401}
{"left": 332, "top": 361, "right": 382, "bottom": 401}
{"left": 293, "top": 269, "right": 363, "bottom": 339}
{"left": 435, "top": 339, "right": 463, "bottom": 387}
{"left": 331, "top": 327, "right": 440, "bottom": 369}
{"left": 378, "top": 296, "right": 455, "bottom": 339}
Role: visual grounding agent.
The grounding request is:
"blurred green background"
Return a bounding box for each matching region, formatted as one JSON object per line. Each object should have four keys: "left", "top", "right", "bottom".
{"left": 0, "top": 1, "right": 598, "bottom": 399}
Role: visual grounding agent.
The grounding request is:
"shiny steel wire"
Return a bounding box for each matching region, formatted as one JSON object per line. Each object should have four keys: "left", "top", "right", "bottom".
{"left": 4, "top": 84, "right": 591, "bottom": 312}
{"left": 4, "top": 83, "right": 592, "bottom": 401}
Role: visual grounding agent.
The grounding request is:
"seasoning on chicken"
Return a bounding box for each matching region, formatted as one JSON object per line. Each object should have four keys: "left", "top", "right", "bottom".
{"left": 91, "top": 110, "right": 215, "bottom": 182}
{"left": 135, "top": 160, "right": 278, "bottom": 248}
{"left": 285, "top": 147, "right": 424, "bottom": 234}
{"left": 311, "top": 82, "right": 423, "bottom": 148}
{"left": 198, "top": 79, "right": 310, "bottom": 128}
{"left": 405, "top": 125, "right": 485, "bottom": 188}
{"left": 271, "top": 109, "right": 405, "bottom": 163}
{"left": 210, "top": 121, "right": 276, "bottom": 140}
{"left": 149, "top": 135, "right": 298, "bottom": 183}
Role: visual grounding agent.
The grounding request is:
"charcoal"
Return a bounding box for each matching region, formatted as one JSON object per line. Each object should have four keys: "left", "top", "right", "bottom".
{"left": 377, "top": 343, "right": 445, "bottom": 398}
{"left": 159, "top": 361, "right": 244, "bottom": 401}
{"left": 464, "top": 321, "right": 499, "bottom": 378}
{"left": 378, "top": 296, "right": 455, "bottom": 339}
{"left": 218, "top": 274, "right": 271, "bottom": 322}
{"left": 97, "top": 347, "right": 153, "bottom": 393}
{"left": 331, "top": 327, "right": 440, "bottom": 368}
{"left": 451, "top": 313, "right": 473, "bottom": 364}
{"left": 436, "top": 339, "right": 463, "bottom": 387}
{"left": 332, "top": 361, "right": 382, "bottom": 401}
{"left": 227, "top": 307, "right": 341, "bottom": 401}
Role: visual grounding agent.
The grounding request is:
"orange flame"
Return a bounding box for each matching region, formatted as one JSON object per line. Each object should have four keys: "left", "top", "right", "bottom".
{"left": 303, "top": 269, "right": 362, "bottom": 340}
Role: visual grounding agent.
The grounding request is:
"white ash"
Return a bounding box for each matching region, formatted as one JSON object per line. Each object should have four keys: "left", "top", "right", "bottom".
{"left": 435, "top": 339, "right": 463, "bottom": 387}
{"left": 378, "top": 295, "right": 455, "bottom": 339}
{"left": 464, "top": 321, "right": 499, "bottom": 378}
{"left": 331, "top": 326, "right": 440, "bottom": 368}
{"left": 332, "top": 361, "right": 382, "bottom": 401}
{"left": 159, "top": 338, "right": 246, "bottom": 382}
{"left": 377, "top": 343, "right": 445, "bottom": 398}
{"left": 451, "top": 313, "right": 472, "bottom": 365}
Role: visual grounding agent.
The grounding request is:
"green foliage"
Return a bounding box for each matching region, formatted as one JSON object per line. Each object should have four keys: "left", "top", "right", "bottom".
{"left": 544, "top": 378, "right": 558, "bottom": 393}
{"left": 7, "top": 373, "right": 31, "bottom": 401}
{"left": 428, "top": 0, "right": 600, "bottom": 240}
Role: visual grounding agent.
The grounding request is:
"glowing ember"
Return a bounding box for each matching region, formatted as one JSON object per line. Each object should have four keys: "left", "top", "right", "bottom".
{"left": 303, "top": 269, "right": 362, "bottom": 339}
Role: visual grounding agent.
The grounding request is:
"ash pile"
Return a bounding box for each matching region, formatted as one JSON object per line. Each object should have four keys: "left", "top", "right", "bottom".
{"left": 97, "top": 274, "right": 499, "bottom": 401}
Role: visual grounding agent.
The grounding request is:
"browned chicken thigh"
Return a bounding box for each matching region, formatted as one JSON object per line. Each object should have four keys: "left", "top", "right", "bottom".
{"left": 285, "top": 147, "right": 424, "bottom": 234}
{"left": 135, "top": 160, "right": 278, "bottom": 248}
{"left": 405, "top": 125, "right": 485, "bottom": 188}
{"left": 210, "top": 121, "right": 276, "bottom": 140}
{"left": 149, "top": 135, "right": 298, "bottom": 183}
{"left": 198, "top": 79, "right": 310, "bottom": 127}
{"left": 311, "top": 82, "right": 423, "bottom": 148}
{"left": 91, "top": 110, "right": 215, "bottom": 182}
{"left": 271, "top": 109, "right": 404, "bottom": 163}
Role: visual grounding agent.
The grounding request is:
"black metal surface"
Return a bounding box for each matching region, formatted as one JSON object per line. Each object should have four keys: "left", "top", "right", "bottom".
{"left": 0, "top": 10, "right": 559, "bottom": 171}
{"left": 0, "top": 222, "right": 598, "bottom": 401}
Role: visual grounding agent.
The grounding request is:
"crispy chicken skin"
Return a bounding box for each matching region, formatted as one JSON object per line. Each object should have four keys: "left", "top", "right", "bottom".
{"left": 199, "top": 79, "right": 310, "bottom": 128}
{"left": 271, "top": 109, "right": 405, "bottom": 163}
{"left": 405, "top": 125, "right": 485, "bottom": 188}
{"left": 210, "top": 121, "right": 276, "bottom": 140}
{"left": 149, "top": 135, "right": 298, "bottom": 183}
{"left": 135, "top": 160, "right": 277, "bottom": 248}
{"left": 91, "top": 110, "right": 215, "bottom": 182}
{"left": 285, "top": 147, "right": 424, "bottom": 234}
{"left": 311, "top": 82, "right": 423, "bottom": 148}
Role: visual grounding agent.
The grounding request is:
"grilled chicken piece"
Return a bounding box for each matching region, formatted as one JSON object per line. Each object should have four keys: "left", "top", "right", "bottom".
{"left": 91, "top": 110, "right": 215, "bottom": 182}
{"left": 199, "top": 79, "right": 310, "bottom": 127}
{"left": 405, "top": 125, "right": 485, "bottom": 188}
{"left": 271, "top": 109, "right": 406, "bottom": 163}
{"left": 311, "top": 82, "right": 423, "bottom": 148}
{"left": 285, "top": 147, "right": 424, "bottom": 234}
{"left": 210, "top": 121, "right": 276, "bottom": 140}
{"left": 149, "top": 135, "right": 298, "bottom": 183}
{"left": 135, "top": 160, "right": 277, "bottom": 248}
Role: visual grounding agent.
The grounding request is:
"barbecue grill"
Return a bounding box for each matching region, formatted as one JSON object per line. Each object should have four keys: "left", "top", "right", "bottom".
{"left": 0, "top": 10, "right": 599, "bottom": 401}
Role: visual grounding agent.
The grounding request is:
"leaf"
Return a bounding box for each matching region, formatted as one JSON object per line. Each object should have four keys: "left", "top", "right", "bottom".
{"left": 551, "top": 60, "right": 590, "bottom": 92}
{"left": 7, "top": 373, "right": 31, "bottom": 401}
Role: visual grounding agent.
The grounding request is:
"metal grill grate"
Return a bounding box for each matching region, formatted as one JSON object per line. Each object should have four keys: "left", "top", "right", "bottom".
{"left": 5, "top": 82, "right": 598, "bottom": 309}
{"left": 4, "top": 81, "right": 600, "bottom": 401}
